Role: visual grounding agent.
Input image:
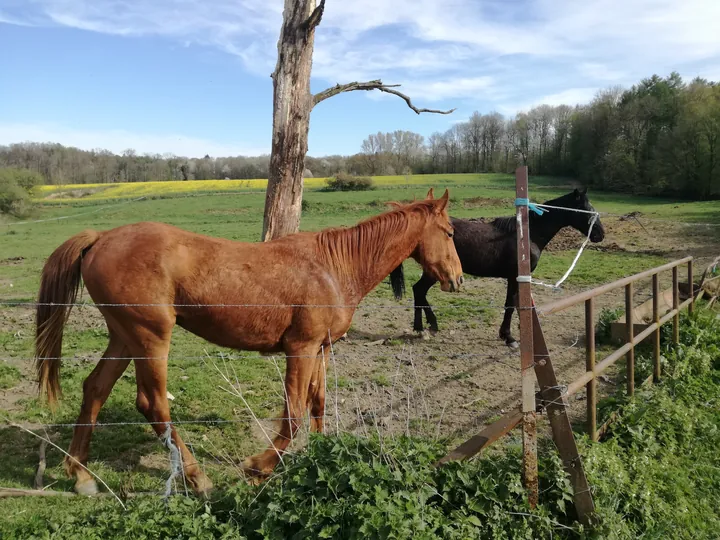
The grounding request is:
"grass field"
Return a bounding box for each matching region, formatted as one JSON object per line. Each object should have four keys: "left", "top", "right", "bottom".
{"left": 1, "top": 172, "right": 719, "bottom": 535}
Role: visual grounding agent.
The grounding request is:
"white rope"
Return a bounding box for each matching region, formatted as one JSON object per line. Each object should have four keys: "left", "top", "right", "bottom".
{"left": 531, "top": 212, "right": 600, "bottom": 290}
{"left": 161, "top": 423, "right": 185, "bottom": 498}
{"left": 534, "top": 203, "right": 598, "bottom": 215}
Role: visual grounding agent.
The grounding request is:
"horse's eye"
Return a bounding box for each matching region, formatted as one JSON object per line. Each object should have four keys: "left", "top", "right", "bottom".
{"left": 447, "top": 231, "right": 454, "bottom": 238}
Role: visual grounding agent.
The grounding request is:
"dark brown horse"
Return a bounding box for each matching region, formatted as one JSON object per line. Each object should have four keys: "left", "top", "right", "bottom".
{"left": 394, "top": 188, "right": 604, "bottom": 347}
{"left": 34, "top": 188, "right": 463, "bottom": 496}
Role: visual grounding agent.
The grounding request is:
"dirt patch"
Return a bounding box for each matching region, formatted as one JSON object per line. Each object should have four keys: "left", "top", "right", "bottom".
{"left": 461, "top": 196, "right": 511, "bottom": 209}
{"left": 44, "top": 188, "right": 106, "bottom": 200}
{"left": 205, "top": 208, "right": 250, "bottom": 216}
{"left": 0, "top": 257, "right": 25, "bottom": 266}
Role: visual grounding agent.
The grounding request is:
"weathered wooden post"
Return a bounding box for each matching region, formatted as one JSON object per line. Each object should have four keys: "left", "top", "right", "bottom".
{"left": 514, "top": 165, "right": 538, "bottom": 507}
{"left": 625, "top": 283, "right": 635, "bottom": 396}
{"left": 585, "top": 298, "right": 597, "bottom": 441}
{"left": 652, "top": 274, "right": 661, "bottom": 382}
{"left": 688, "top": 259, "right": 694, "bottom": 314}
{"left": 672, "top": 266, "right": 680, "bottom": 344}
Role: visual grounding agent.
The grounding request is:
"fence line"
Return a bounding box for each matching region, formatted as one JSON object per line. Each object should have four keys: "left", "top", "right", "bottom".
{"left": 2, "top": 196, "right": 148, "bottom": 227}
{"left": 0, "top": 300, "right": 537, "bottom": 312}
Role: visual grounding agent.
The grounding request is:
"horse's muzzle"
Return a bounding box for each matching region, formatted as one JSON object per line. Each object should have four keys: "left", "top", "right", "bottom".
{"left": 442, "top": 275, "right": 464, "bottom": 292}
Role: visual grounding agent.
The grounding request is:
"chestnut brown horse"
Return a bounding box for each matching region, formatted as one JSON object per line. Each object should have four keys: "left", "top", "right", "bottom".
{"left": 34, "top": 188, "right": 463, "bottom": 496}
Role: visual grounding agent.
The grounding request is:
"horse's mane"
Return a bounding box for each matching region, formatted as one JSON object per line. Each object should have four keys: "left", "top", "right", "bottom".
{"left": 491, "top": 216, "right": 517, "bottom": 233}
{"left": 316, "top": 200, "right": 435, "bottom": 282}
{"left": 489, "top": 191, "right": 577, "bottom": 233}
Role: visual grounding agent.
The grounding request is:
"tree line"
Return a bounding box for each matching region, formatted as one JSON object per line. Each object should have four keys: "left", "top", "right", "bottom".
{"left": 1, "top": 72, "right": 717, "bottom": 198}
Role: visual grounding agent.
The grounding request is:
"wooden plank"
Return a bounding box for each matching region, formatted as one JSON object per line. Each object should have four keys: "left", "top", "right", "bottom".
{"left": 626, "top": 283, "right": 635, "bottom": 396}
{"left": 531, "top": 310, "right": 594, "bottom": 525}
{"left": 585, "top": 299, "right": 597, "bottom": 442}
{"left": 515, "top": 166, "right": 538, "bottom": 508}
{"left": 435, "top": 409, "right": 523, "bottom": 465}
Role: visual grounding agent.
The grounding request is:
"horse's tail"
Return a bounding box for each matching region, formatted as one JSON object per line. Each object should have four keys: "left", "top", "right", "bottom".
{"left": 35, "top": 229, "right": 102, "bottom": 409}
{"left": 389, "top": 263, "right": 406, "bottom": 300}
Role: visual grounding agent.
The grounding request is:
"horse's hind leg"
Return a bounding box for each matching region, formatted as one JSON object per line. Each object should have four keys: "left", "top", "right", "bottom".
{"left": 499, "top": 279, "right": 519, "bottom": 349}
{"left": 65, "top": 335, "right": 130, "bottom": 495}
{"left": 413, "top": 273, "right": 439, "bottom": 333}
{"left": 132, "top": 330, "right": 212, "bottom": 496}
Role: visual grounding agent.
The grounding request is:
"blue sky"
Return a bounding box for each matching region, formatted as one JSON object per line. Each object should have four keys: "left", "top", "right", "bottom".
{"left": 1, "top": 0, "right": 719, "bottom": 158}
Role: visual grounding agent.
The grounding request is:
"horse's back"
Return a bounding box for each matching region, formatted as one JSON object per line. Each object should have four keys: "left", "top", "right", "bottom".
{"left": 450, "top": 217, "right": 516, "bottom": 278}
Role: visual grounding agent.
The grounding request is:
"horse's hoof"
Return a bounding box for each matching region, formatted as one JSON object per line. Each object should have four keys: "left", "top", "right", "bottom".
{"left": 507, "top": 340, "right": 519, "bottom": 350}
{"left": 241, "top": 456, "right": 273, "bottom": 484}
{"left": 75, "top": 478, "right": 99, "bottom": 496}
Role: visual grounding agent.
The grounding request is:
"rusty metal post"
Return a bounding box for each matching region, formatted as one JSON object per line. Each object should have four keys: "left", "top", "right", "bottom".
{"left": 625, "top": 283, "right": 634, "bottom": 396}
{"left": 652, "top": 274, "right": 661, "bottom": 383}
{"left": 585, "top": 298, "right": 597, "bottom": 441}
{"left": 514, "top": 166, "right": 538, "bottom": 508}
{"left": 687, "top": 259, "right": 694, "bottom": 315}
{"left": 672, "top": 266, "right": 680, "bottom": 344}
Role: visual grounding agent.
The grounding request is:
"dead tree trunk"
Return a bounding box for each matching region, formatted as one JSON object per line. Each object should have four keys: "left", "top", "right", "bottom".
{"left": 262, "top": 0, "right": 456, "bottom": 241}
{"left": 262, "top": 0, "right": 322, "bottom": 241}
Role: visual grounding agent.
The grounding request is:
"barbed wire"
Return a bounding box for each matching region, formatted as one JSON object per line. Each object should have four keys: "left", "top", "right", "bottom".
{"left": 0, "top": 300, "right": 540, "bottom": 312}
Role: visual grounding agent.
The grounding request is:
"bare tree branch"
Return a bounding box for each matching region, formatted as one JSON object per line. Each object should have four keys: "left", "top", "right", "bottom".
{"left": 301, "top": 0, "right": 326, "bottom": 32}
{"left": 313, "top": 80, "right": 456, "bottom": 115}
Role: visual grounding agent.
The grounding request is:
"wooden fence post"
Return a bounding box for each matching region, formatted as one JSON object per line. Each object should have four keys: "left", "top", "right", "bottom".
{"left": 672, "top": 266, "right": 680, "bottom": 344}
{"left": 688, "top": 260, "right": 694, "bottom": 315}
{"left": 652, "top": 274, "right": 661, "bottom": 382}
{"left": 514, "top": 165, "right": 538, "bottom": 508}
{"left": 625, "top": 283, "right": 635, "bottom": 396}
{"left": 585, "top": 299, "right": 597, "bottom": 441}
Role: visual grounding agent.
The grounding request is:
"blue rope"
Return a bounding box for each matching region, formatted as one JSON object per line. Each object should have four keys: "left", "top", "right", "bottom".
{"left": 514, "top": 197, "right": 545, "bottom": 216}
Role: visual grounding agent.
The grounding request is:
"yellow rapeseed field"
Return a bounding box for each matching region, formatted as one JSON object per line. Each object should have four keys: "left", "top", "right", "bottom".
{"left": 33, "top": 173, "right": 491, "bottom": 203}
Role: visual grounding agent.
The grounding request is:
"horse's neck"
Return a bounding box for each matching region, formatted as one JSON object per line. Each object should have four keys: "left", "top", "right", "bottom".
{"left": 529, "top": 213, "right": 567, "bottom": 250}
{"left": 323, "top": 212, "right": 424, "bottom": 301}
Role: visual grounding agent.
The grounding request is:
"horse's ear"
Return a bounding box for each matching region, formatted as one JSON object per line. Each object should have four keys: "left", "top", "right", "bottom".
{"left": 434, "top": 189, "right": 450, "bottom": 213}
{"left": 581, "top": 187, "right": 588, "bottom": 195}
{"left": 574, "top": 188, "right": 581, "bottom": 199}
{"left": 426, "top": 188, "right": 435, "bottom": 200}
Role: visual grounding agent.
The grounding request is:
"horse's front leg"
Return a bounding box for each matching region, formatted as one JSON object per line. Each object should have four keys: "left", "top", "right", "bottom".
{"left": 413, "top": 272, "right": 439, "bottom": 333}
{"left": 307, "top": 347, "right": 328, "bottom": 433}
{"left": 243, "top": 344, "right": 320, "bottom": 479}
{"left": 499, "top": 279, "right": 519, "bottom": 349}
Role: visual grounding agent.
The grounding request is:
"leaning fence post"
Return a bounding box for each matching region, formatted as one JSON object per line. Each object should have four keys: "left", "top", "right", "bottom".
{"left": 625, "top": 283, "right": 634, "bottom": 396}
{"left": 585, "top": 298, "right": 597, "bottom": 441}
{"left": 514, "top": 165, "right": 538, "bottom": 508}
{"left": 672, "top": 266, "right": 680, "bottom": 344}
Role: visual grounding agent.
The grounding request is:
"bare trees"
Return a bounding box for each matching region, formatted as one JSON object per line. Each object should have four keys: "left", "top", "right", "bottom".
{"left": 358, "top": 131, "right": 425, "bottom": 175}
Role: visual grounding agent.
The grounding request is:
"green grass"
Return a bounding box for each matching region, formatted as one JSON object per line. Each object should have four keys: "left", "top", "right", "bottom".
{"left": 1, "top": 309, "right": 719, "bottom": 539}
{"left": 1, "top": 173, "right": 719, "bottom": 537}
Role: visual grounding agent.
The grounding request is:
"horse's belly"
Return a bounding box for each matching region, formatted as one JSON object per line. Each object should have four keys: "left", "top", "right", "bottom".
{"left": 175, "top": 308, "right": 289, "bottom": 353}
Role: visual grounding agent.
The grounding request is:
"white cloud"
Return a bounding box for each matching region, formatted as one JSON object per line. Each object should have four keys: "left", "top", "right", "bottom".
{"left": 0, "top": 123, "right": 268, "bottom": 157}
{"left": 3, "top": 0, "right": 720, "bottom": 106}
{"left": 578, "top": 63, "right": 626, "bottom": 82}
{"left": 498, "top": 88, "right": 601, "bottom": 116}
